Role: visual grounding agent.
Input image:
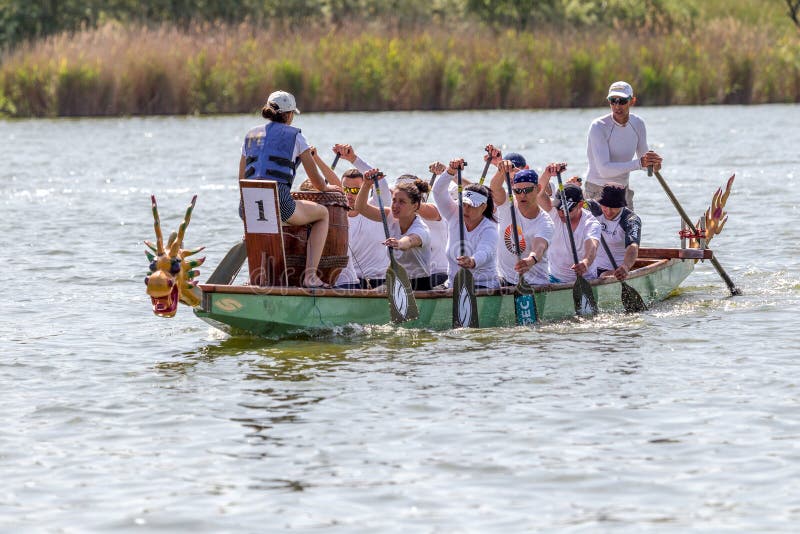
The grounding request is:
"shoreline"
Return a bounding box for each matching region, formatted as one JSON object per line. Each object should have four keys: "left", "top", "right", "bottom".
{"left": 1, "top": 22, "right": 798, "bottom": 118}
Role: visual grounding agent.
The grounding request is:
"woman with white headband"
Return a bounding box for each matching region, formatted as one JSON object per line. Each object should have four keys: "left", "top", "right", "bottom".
{"left": 431, "top": 158, "right": 500, "bottom": 289}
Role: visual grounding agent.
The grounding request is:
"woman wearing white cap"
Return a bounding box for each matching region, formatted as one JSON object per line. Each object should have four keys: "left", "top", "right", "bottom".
{"left": 239, "top": 90, "right": 339, "bottom": 288}
{"left": 584, "top": 80, "right": 663, "bottom": 212}
{"left": 431, "top": 159, "right": 499, "bottom": 289}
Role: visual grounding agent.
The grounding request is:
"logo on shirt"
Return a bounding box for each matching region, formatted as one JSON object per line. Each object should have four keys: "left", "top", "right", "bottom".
{"left": 503, "top": 225, "right": 526, "bottom": 255}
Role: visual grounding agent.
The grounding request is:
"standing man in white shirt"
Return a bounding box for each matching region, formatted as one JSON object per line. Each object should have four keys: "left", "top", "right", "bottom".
{"left": 585, "top": 80, "right": 663, "bottom": 211}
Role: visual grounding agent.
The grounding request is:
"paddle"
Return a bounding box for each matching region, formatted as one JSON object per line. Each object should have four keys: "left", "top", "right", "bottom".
{"left": 371, "top": 172, "right": 420, "bottom": 323}
{"left": 599, "top": 235, "right": 647, "bottom": 313}
{"left": 504, "top": 171, "right": 538, "bottom": 325}
{"left": 453, "top": 163, "right": 479, "bottom": 328}
{"left": 652, "top": 169, "right": 741, "bottom": 296}
{"left": 477, "top": 150, "right": 492, "bottom": 186}
{"left": 555, "top": 170, "right": 598, "bottom": 316}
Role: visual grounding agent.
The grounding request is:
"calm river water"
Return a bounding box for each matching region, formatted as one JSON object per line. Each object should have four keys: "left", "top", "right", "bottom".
{"left": 2, "top": 105, "right": 799, "bottom": 532}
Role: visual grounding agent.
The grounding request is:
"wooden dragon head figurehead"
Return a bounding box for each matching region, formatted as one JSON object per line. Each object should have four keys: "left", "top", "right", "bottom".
{"left": 144, "top": 195, "right": 205, "bottom": 317}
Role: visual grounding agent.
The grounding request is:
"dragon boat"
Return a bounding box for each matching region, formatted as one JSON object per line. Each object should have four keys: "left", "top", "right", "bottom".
{"left": 143, "top": 176, "right": 736, "bottom": 338}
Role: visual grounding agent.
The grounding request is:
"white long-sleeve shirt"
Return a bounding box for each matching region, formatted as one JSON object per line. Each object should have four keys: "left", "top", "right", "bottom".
{"left": 432, "top": 171, "right": 499, "bottom": 288}
{"left": 585, "top": 113, "right": 649, "bottom": 188}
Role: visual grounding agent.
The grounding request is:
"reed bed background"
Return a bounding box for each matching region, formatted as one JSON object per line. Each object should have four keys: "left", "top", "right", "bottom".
{"left": 0, "top": 20, "right": 798, "bottom": 117}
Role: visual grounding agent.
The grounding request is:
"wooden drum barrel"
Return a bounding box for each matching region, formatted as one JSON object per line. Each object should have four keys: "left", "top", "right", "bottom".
{"left": 282, "top": 191, "right": 350, "bottom": 286}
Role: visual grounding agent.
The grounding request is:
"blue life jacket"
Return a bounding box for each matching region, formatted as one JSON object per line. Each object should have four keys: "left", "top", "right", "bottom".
{"left": 242, "top": 122, "right": 301, "bottom": 186}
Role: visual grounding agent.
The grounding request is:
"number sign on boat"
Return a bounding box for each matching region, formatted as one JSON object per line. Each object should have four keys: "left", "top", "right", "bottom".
{"left": 240, "top": 179, "right": 288, "bottom": 286}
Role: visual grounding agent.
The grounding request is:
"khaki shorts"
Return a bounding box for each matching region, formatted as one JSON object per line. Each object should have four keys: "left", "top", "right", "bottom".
{"left": 585, "top": 181, "right": 635, "bottom": 212}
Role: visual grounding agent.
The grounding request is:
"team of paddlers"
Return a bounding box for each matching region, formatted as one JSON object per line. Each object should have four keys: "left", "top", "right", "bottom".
{"left": 239, "top": 82, "right": 663, "bottom": 291}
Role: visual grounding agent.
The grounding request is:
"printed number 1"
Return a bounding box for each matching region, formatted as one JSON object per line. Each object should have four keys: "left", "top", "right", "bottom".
{"left": 255, "top": 199, "right": 267, "bottom": 221}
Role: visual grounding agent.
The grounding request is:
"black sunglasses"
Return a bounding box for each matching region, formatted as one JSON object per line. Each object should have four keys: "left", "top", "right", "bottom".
{"left": 608, "top": 97, "right": 630, "bottom": 105}
{"left": 512, "top": 186, "right": 536, "bottom": 195}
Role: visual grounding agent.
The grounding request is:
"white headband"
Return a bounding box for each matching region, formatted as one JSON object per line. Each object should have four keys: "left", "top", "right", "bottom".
{"left": 463, "top": 190, "right": 488, "bottom": 207}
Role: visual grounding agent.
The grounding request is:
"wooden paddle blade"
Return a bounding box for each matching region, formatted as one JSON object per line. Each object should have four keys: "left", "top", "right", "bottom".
{"left": 514, "top": 280, "right": 538, "bottom": 325}
{"left": 621, "top": 281, "right": 647, "bottom": 313}
{"left": 452, "top": 268, "right": 478, "bottom": 328}
{"left": 386, "top": 259, "right": 419, "bottom": 323}
{"left": 206, "top": 241, "right": 247, "bottom": 285}
{"left": 573, "top": 275, "right": 598, "bottom": 316}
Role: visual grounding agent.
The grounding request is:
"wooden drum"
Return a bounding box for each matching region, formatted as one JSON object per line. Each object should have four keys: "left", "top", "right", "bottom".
{"left": 282, "top": 191, "right": 350, "bottom": 286}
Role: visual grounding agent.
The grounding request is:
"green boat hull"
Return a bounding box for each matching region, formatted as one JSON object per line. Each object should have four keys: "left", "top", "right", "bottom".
{"left": 194, "top": 257, "right": 695, "bottom": 338}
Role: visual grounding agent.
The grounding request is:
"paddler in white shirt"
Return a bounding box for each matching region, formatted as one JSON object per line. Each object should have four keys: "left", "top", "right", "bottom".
{"left": 431, "top": 159, "right": 500, "bottom": 289}
{"left": 316, "top": 144, "right": 391, "bottom": 289}
{"left": 355, "top": 170, "right": 433, "bottom": 291}
{"left": 398, "top": 171, "right": 449, "bottom": 289}
{"left": 485, "top": 147, "right": 554, "bottom": 286}
{"left": 537, "top": 164, "right": 601, "bottom": 284}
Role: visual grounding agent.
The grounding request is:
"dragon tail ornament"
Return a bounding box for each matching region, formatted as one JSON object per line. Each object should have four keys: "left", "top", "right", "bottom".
{"left": 689, "top": 174, "right": 734, "bottom": 248}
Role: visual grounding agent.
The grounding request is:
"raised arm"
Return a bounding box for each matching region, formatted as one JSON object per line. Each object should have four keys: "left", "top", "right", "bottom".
{"left": 417, "top": 202, "right": 441, "bottom": 221}
{"left": 298, "top": 148, "right": 339, "bottom": 192}
{"left": 311, "top": 146, "right": 341, "bottom": 187}
{"left": 537, "top": 162, "right": 567, "bottom": 212}
{"left": 490, "top": 158, "right": 515, "bottom": 207}
{"left": 430, "top": 161, "right": 457, "bottom": 220}
{"left": 353, "top": 169, "right": 387, "bottom": 222}
{"left": 334, "top": 143, "right": 390, "bottom": 207}
{"left": 334, "top": 143, "right": 374, "bottom": 175}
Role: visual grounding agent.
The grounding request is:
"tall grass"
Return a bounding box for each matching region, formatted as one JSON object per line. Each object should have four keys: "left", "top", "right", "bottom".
{"left": 0, "top": 19, "right": 798, "bottom": 117}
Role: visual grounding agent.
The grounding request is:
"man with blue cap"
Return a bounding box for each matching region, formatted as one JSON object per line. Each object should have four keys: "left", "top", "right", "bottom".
{"left": 485, "top": 147, "right": 554, "bottom": 286}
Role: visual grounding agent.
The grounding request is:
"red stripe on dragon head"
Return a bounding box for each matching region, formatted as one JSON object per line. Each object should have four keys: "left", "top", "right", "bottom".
{"left": 144, "top": 195, "right": 205, "bottom": 317}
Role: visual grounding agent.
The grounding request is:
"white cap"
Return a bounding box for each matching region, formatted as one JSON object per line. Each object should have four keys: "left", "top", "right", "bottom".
{"left": 267, "top": 90, "right": 300, "bottom": 114}
{"left": 607, "top": 81, "right": 633, "bottom": 99}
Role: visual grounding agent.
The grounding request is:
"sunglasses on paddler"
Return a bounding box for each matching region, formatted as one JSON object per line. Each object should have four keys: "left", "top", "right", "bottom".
{"left": 512, "top": 186, "right": 536, "bottom": 195}
{"left": 608, "top": 97, "right": 630, "bottom": 105}
{"left": 343, "top": 186, "right": 361, "bottom": 194}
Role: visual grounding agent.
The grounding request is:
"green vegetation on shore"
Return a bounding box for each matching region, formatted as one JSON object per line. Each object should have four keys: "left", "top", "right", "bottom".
{"left": 0, "top": 1, "right": 798, "bottom": 117}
